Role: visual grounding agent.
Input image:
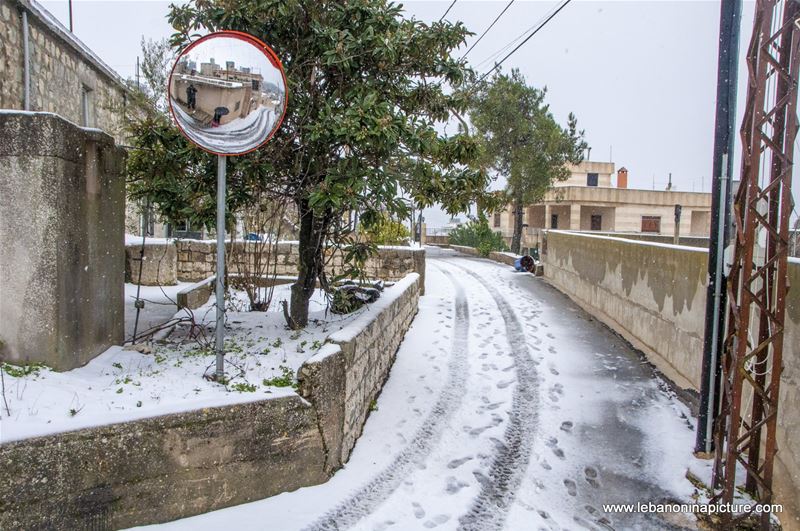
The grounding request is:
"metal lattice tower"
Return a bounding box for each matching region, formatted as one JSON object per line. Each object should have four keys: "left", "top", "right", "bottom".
{"left": 713, "top": 0, "right": 800, "bottom": 528}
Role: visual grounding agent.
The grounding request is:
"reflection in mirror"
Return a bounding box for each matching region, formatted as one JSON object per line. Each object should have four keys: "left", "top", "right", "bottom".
{"left": 168, "top": 33, "right": 286, "bottom": 155}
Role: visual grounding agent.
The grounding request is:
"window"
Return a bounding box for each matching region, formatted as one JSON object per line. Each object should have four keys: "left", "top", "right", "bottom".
{"left": 493, "top": 212, "right": 501, "bottom": 228}
{"left": 590, "top": 215, "right": 602, "bottom": 231}
{"left": 641, "top": 216, "right": 661, "bottom": 233}
{"left": 234, "top": 101, "right": 241, "bottom": 112}
{"left": 550, "top": 214, "right": 558, "bottom": 229}
{"left": 80, "top": 86, "right": 93, "bottom": 127}
{"left": 587, "top": 173, "right": 599, "bottom": 187}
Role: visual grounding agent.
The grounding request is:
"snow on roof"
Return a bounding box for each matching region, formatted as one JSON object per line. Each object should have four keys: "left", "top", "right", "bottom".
{"left": 178, "top": 74, "right": 244, "bottom": 89}
{"left": 17, "top": 0, "right": 129, "bottom": 90}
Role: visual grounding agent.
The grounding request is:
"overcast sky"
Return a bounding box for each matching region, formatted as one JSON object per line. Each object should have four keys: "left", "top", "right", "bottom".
{"left": 41, "top": 0, "right": 799, "bottom": 227}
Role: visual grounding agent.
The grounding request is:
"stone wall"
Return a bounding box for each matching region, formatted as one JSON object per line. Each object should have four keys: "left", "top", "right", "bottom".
{"left": 0, "top": 274, "right": 421, "bottom": 529}
{"left": 124, "top": 240, "right": 426, "bottom": 293}
{"left": 541, "top": 230, "right": 800, "bottom": 527}
{"left": 125, "top": 242, "right": 177, "bottom": 286}
{"left": 298, "top": 273, "right": 421, "bottom": 467}
{"left": 0, "top": 111, "right": 125, "bottom": 371}
{"left": 0, "top": 0, "right": 128, "bottom": 142}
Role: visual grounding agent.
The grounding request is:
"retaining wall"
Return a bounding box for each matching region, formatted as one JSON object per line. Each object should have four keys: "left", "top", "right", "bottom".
{"left": 541, "top": 230, "right": 800, "bottom": 527}
{"left": 0, "top": 274, "right": 421, "bottom": 529}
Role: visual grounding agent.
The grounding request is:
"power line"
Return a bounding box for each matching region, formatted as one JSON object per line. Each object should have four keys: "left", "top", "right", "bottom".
{"left": 461, "top": 0, "right": 516, "bottom": 59}
{"left": 474, "top": 0, "right": 573, "bottom": 86}
{"left": 439, "top": 0, "right": 458, "bottom": 23}
{"left": 473, "top": 1, "right": 562, "bottom": 69}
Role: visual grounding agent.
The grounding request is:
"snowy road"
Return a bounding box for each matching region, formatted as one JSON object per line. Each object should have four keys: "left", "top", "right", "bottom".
{"left": 137, "top": 248, "right": 700, "bottom": 531}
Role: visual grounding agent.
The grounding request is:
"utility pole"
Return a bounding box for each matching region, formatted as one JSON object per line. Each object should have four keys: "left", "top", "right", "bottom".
{"left": 68, "top": 0, "right": 73, "bottom": 32}
{"left": 695, "top": 0, "right": 741, "bottom": 456}
{"left": 712, "top": 1, "right": 799, "bottom": 528}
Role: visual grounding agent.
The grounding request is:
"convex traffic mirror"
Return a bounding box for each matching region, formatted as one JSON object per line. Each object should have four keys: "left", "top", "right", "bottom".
{"left": 168, "top": 31, "right": 287, "bottom": 155}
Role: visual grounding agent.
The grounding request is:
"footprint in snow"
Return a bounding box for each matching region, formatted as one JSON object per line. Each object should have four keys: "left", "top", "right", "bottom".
{"left": 497, "top": 379, "right": 516, "bottom": 389}
{"left": 564, "top": 478, "right": 578, "bottom": 496}
{"left": 412, "top": 502, "right": 425, "bottom": 519}
{"left": 549, "top": 365, "right": 560, "bottom": 376}
{"left": 560, "top": 420, "right": 574, "bottom": 432}
{"left": 447, "top": 456, "right": 473, "bottom": 469}
{"left": 445, "top": 476, "right": 469, "bottom": 494}
{"left": 585, "top": 466, "right": 600, "bottom": 488}
{"left": 423, "top": 515, "right": 449, "bottom": 528}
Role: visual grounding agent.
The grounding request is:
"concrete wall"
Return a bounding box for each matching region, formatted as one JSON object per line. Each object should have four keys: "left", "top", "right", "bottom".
{"left": 0, "top": 111, "right": 125, "bottom": 371}
{"left": 541, "top": 231, "right": 800, "bottom": 527}
{"left": 0, "top": 274, "right": 421, "bottom": 529}
{"left": 0, "top": 0, "right": 128, "bottom": 142}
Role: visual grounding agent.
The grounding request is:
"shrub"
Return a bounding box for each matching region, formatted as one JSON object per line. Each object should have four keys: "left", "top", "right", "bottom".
{"left": 359, "top": 214, "right": 410, "bottom": 246}
{"left": 448, "top": 218, "right": 508, "bottom": 256}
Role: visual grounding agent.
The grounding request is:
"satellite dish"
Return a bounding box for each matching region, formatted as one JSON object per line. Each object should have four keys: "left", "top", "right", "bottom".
{"left": 167, "top": 31, "right": 287, "bottom": 155}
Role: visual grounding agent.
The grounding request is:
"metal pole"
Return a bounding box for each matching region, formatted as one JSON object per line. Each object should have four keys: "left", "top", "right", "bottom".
{"left": 695, "top": 0, "right": 741, "bottom": 455}
{"left": 22, "top": 10, "right": 30, "bottom": 111}
{"left": 215, "top": 155, "right": 226, "bottom": 380}
{"left": 68, "top": 0, "right": 73, "bottom": 32}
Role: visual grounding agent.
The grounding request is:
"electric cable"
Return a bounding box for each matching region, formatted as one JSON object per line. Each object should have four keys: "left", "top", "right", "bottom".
{"left": 461, "top": 0, "right": 516, "bottom": 59}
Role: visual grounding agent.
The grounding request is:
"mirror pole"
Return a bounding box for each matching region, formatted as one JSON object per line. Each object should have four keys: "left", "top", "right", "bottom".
{"left": 215, "top": 155, "right": 227, "bottom": 381}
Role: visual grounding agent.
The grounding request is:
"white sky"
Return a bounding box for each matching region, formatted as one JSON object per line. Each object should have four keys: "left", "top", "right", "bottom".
{"left": 40, "top": 0, "right": 799, "bottom": 227}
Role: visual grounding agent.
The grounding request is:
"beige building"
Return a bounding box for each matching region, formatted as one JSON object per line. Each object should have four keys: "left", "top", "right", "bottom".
{"left": 492, "top": 161, "right": 712, "bottom": 249}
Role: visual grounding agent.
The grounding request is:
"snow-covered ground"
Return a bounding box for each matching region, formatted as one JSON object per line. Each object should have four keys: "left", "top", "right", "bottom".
{"left": 134, "top": 248, "right": 705, "bottom": 531}
{"left": 171, "top": 101, "right": 278, "bottom": 153}
{"left": 0, "top": 283, "right": 394, "bottom": 443}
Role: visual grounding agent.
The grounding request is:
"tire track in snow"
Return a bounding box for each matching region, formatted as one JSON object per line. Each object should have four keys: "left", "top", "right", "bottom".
{"left": 448, "top": 259, "right": 540, "bottom": 531}
{"left": 304, "top": 266, "right": 469, "bottom": 531}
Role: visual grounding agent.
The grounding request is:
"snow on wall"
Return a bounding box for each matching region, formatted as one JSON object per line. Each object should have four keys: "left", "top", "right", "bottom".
{"left": 0, "top": 274, "right": 422, "bottom": 529}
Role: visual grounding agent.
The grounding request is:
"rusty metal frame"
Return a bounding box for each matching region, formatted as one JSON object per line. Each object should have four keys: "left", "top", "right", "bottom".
{"left": 713, "top": 0, "right": 799, "bottom": 528}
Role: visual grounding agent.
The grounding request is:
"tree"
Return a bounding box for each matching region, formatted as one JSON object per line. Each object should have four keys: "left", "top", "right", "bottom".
{"left": 470, "top": 69, "right": 586, "bottom": 253}
{"left": 126, "top": 0, "right": 501, "bottom": 328}
{"left": 138, "top": 38, "right": 173, "bottom": 111}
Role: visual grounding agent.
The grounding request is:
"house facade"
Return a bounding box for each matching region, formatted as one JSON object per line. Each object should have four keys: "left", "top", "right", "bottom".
{"left": 492, "top": 161, "right": 712, "bottom": 249}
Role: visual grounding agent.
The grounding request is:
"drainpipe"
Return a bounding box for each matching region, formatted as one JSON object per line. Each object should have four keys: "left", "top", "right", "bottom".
{"left": 22, "top": 9, "right": 30, "bottom": 110}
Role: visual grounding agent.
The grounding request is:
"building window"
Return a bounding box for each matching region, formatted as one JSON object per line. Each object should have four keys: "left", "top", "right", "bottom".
{"left": 641, "top": 216, "right": 661, "bottom": 233}
{"left": 80, "top": 86, "right": 93, "bottom": 127}
{"left": 587, "top": 173, "right": 599, "bottom": 187}
{"left": 493, "top": 212, "right": 501, "bottom": 228}
{"left": 551, "top": 214, "right": 558, "bottom": 229}
{"left": 590, "top": 214, "right": 602, "bottom": 231}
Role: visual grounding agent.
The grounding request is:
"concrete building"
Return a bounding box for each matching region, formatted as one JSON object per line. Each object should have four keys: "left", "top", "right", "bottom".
{"left": 0, "top": 0, "right": 129, "bottom": 142}
{"left": 492, "top": 161, "right": 712, "bottom": 249}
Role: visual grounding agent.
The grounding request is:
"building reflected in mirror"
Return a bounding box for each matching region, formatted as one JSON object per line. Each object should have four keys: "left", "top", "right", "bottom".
{"left": 168, "top": 34, "right": 286, "bottom": 155}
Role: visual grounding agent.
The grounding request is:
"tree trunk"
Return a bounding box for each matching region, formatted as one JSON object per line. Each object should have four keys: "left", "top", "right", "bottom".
{"left": 289, "top": 199, "right": 323, "bottom": 328}
{"left": 511, "top": 198, "right": 524, "bottom": 254}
